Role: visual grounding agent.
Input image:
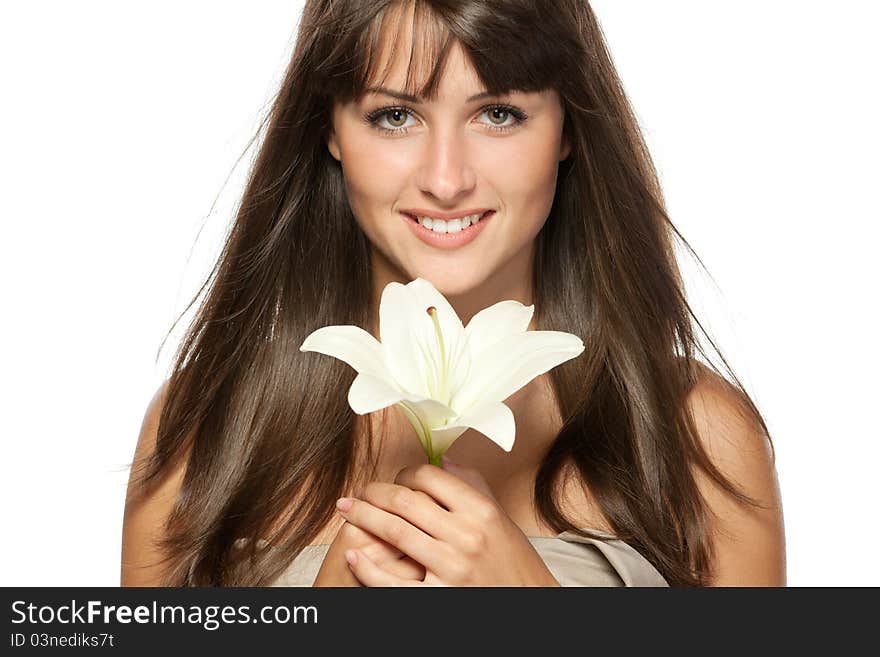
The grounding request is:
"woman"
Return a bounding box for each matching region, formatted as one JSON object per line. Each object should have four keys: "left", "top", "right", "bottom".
{"left": 121, "top": 0, "right": 785, "bottom": 587}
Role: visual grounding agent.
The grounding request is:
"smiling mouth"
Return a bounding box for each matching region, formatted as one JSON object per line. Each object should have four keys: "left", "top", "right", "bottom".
{"left": 401, "top": 210, "right": 495, "bottom": 250}
{"left": 402, "top": 210, "right": 493, "bottom": 233}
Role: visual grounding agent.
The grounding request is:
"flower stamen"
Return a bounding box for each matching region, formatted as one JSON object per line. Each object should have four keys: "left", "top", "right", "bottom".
{"left": 426, "top": 306, "right": 448, "bottom": 401}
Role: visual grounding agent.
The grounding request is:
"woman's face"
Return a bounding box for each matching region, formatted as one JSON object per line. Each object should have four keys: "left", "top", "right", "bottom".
{"left": 327, "top": 38, "right": 570, "bottom": 301}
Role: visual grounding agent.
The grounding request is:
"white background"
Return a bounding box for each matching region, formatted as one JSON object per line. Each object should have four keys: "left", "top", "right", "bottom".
{"left": 1, "top": 1, "right": 876, "bottom": 586}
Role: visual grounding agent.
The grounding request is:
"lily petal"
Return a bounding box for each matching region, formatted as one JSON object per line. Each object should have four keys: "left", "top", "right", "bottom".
{"left": 463, "top": 299, "right": 535, "bottom": 360}
{"left": 396, "top": 396, "right": 460, "bottom": 457}
{"left": 378, "top": 282, "right": 435, "bottom": 397}
{"left": 451, "top": 330, "right": 585, "bottom": 412}
{"left": 407, "top": 278, "right": 465, "bottom": 345}
{"left": 453, "top": 401, "right": 516, "bottom": 453}
{"left": 348, "top": 372, "right": 404, "bottom": 415}
{"left": 395, "top": 401, "right": 433, "bottom": 453}
{"left": 300, "top": 325, "right": 389, "bottom": 379}
{"left": 423, "top": 425, "right": 470, "bottom": 459}
{"left": 426, "top": 400, "right": 515, "bottom": 456}
{"left": 399, "top": 395, "right": 458, "bottom": 429}
{"left": 446, "top": 299, "right": 534, "bottom": 400}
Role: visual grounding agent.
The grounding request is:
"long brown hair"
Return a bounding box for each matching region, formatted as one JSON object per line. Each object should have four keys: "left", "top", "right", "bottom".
{"left": 132, "top": 0, "right": 775, "bottom": 586}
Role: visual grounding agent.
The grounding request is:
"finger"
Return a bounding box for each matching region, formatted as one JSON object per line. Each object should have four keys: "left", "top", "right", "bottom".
{"left": 360, "top": 481, "right": 457, "bottom": 543}
{"left": 441, "top": 456, "right": 497, "bottom": 500}
{"left": 393, "top": 462, "right": 495, "bottom": 513}
{"left": 359, "top": 481, "right": 486, "bottom": 556}
{"left": 337, "top": 497, "right": 451, "bottom": 575}
{"left": 380, "top": 555, "right": 426, "bottom": 581}
{"left": 346, "top": 549, "right": 423, "bottom": 587}
{"left": 340, "top": 521, "right": 407, "bottom": 560}
{"left": 339, "top": 522, "right": 425, "bottom": 579}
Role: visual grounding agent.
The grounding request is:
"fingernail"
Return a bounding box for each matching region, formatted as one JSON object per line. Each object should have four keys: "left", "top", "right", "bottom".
{"left": 344, "top": 549, "right": 358, "bottom": 566}
{"left": 336, "top": 497, "right": 353, "bottom": 512}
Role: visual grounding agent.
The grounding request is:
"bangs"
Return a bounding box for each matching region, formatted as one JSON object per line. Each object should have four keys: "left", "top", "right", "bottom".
{"left": 331, "top": 0, "right": 570, "bottom": 103}
{"left": 356, "top": 1, "right": 453, "bottom": 101}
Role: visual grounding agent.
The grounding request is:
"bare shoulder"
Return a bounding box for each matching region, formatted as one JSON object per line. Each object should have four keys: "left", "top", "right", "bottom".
{"left": 120, "top": 381, "right": 190, "bottom": 586}
{"left": 685, "top": 362, "right": 786, "bottom": 585}
{"left": 686, "top": 362, "right": 775, "bottom": 471}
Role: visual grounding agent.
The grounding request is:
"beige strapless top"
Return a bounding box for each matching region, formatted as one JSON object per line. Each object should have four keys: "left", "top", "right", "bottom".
{"left": 266, "top": 528, "right": 668, "bottom": 587}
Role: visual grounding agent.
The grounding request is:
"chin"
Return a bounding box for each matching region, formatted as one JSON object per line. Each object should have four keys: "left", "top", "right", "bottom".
{"left": 408, "top": 265, "right": 488, "bottom": 300}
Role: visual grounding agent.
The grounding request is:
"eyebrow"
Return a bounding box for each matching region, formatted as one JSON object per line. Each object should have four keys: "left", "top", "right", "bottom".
{"left": 363, "top": 86, "right": 500, "bottom": 103}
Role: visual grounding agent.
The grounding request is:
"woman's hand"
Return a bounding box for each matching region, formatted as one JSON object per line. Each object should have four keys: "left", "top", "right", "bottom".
{"left": 312, "top": 516, "right": 425, "bottom": 586}
{"left": 334, "top": 457, "right": 561, "bottom": 587}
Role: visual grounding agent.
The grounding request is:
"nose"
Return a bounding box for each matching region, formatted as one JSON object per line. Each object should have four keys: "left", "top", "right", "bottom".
{"left": 414, "top": 128, "right": 476, "bottom": 204}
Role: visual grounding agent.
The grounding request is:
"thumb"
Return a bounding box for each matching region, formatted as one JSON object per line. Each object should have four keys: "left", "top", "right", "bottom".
{"left": 441, "top": 455, "right": 496, "bottom": 501}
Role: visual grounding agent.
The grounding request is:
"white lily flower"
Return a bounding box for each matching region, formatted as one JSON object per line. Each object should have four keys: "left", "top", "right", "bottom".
{"left": 299, "top": 278, "right": 585, "bottom": 466}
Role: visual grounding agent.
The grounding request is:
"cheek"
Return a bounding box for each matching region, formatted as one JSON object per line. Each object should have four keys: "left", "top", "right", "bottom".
{"left": 339, "top": 137, "right": 412, "bottom": 218}
{"left": 484, "top": 133, "right": 561, "bottom": 224}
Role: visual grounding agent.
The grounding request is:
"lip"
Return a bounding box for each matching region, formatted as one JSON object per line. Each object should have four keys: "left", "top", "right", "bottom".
{"left": 402, "top": 210, "right": 494, "bottom": 250}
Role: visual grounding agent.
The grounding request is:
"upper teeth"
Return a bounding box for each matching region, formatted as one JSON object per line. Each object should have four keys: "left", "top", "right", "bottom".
{"left": 416, "top": 213, "right": 485, "bottom": 234}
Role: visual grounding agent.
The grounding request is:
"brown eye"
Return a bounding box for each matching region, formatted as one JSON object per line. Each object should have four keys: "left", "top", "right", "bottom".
{"left": 487, "top": 107, "right": 510, "bottom": 125}
{"left": 386, "top": 109, "right": 408, "bottom": 127}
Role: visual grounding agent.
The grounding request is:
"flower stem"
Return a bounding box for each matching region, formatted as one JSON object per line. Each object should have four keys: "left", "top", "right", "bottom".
{"left": 401, "top": 400, "right": 441, "bottom": 466}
